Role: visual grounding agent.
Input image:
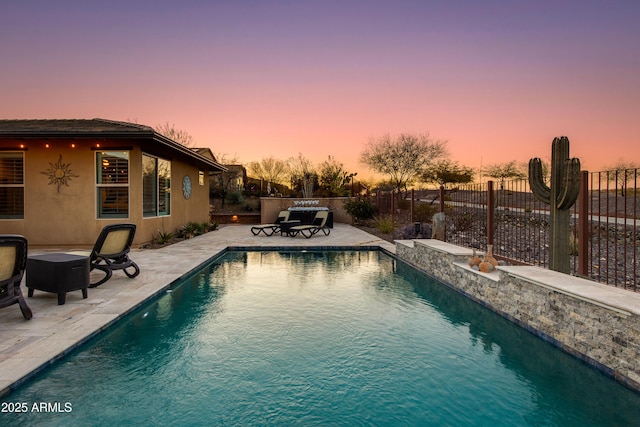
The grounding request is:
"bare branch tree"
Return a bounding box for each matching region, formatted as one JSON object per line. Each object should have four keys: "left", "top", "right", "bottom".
{"left": 361, "top": 132, "right": 447, "bottom": 195}
{"left": 319, "top": 155, "right": 355, "bottom": 196}
{"left": 155, "top": 122, "right": 195, "bottom": 147}
{"left": 213, "top": 152, "right": 240, "bottom": 165}
{"left": 247, "top": 156, "right": 289, "bottom": 192}
{"left": 288, "top": 153, "right": 317, "bottom": 198}
{"left": 606, "top": 159, "right": 639, "bottom": 196}
{"left": 483, "top": 160, "right": 526, "bottom": 189}
{"left": 421, "top": 159, "right": 475, "bottom": 189}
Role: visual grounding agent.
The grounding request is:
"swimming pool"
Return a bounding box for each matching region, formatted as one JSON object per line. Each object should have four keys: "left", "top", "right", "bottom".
{"left": 3, "top": 250, "right": 640, "bottom": 426}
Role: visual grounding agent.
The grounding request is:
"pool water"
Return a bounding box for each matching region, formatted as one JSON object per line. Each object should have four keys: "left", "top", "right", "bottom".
{"left": 4, "top": 251, "right": 640, "bottom": 426}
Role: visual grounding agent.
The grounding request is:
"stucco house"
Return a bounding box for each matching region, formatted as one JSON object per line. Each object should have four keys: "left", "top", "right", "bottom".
{"left": 0, "top": 118, "right": 226, "bottom": 247}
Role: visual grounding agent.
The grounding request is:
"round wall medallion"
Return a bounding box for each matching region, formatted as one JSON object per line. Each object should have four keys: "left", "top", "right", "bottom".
{"left": 182, "top": 175, "right": 192, "bottom": 199}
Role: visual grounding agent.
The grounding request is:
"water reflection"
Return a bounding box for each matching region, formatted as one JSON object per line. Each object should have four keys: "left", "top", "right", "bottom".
{"left": 6, "top": 251, "right": 640, "bottom": 427}
{"left": 393, "top": 260, "right": 640, "bottom": 426}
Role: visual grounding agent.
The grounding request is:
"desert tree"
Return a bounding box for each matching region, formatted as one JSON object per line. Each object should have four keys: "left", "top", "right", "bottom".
{"left": 211, "top": 153, "right": 241, "bottom": 194}
{"left": 421, "top": 159, "right": 475, "bottom": 190}
{"left": 155, "top": 122, "right": 195, "bottom": 147}
{"left": 319, "top": 155, "right": 355, "bottom": 196}
{"left": 360, "top": 132, "right": 447, "bottom": 196}
{"left": 247, "top": 156, "right": 289, "bottom": 194}
{"left": 212, "top": 164, "right": 246, "bottom": 208}
{"left": 288, "top": 153, "right": 318, "bottom": 198}
{"left": 483, "top": 160, "right": 526, "bottom": 189}
{"left": 605, "top": 160, "right": 639, "bottom": 196}
{"left": 213, "top": 152, "right": 240, "bottom": 165}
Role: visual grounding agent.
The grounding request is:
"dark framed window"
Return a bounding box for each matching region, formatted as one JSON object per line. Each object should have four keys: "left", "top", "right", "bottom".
{"left": 142, "top": 154, "right": 171, "bottom": 217}
{"left": 96, "top": 151, "right": 129, "bottom": 218}
{"left": 0, "top": 152, "right": 24, "bottom": 219}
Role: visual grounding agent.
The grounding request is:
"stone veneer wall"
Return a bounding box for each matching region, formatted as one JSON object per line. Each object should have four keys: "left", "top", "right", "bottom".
{"left": 395, "top": 239, "right": 640, "bottom": 391}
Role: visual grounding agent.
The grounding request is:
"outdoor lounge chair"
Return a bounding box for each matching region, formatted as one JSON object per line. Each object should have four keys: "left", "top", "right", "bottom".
{"left": 288, "top": 210, "right": 331, "bottom": 238}
{"left": 88, "top": 223, "right": 140, "bottom": 288}
{"left": 0, "top": 235, "right": 33, "bottom": 319}
{"left": 250, "top": 210, "right": 290, "bottom": 236}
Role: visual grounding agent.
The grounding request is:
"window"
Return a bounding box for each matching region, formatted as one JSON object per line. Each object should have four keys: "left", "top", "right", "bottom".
{"left": 0, "top": 152, "right": 24, "bottom": 219}
{"left": 96, "top": 151, "right": 129, "bottom": 218}
{"left": 142, "top": 154, "right": 171, "bottom": 217}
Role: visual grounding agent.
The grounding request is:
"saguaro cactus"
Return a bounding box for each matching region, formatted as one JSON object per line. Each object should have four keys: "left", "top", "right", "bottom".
{"left": 528, "top": 136, "right": 581, "bottom": 274}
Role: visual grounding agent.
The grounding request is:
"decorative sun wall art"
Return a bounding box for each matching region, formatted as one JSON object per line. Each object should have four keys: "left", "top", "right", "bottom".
{"left": 41, "top": 154, "right": 80, "bottom": 192}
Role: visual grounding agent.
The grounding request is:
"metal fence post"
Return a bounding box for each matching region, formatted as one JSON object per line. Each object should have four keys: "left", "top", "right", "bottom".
{"left": 411, "top": 189, "right": 415, "bottom": 223}
{"left": 487, "top": 180, "right": 495, "bottom": 246}
{"left": 439, "top": 186, "right": 446, "bottom": 242}
{"left": 391, "top": 191, "right": 395, "bottom": 223}
{"left": 578, "top": 170, "right": 589, "bottom": 277}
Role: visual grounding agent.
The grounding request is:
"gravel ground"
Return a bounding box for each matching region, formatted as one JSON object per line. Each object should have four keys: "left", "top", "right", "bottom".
{"left": 360, "top": 190, "right": 639, "bottom": 290}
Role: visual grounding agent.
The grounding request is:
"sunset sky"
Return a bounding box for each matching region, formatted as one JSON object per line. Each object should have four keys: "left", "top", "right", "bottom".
{"left": 2, "top": 0, "right": 639, "bottom": 180}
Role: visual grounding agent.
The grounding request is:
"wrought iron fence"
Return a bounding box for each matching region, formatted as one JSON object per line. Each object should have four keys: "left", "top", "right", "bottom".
{"left": 438, "top": 169, "right": 639, "bottom": 291}
{"left": 587, "top": 170, "right": 639, "bottom": 289}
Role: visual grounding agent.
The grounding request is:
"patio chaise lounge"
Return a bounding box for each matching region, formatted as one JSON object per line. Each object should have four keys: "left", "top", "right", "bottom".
{"left": 87, "top": 223, "right": 140, "bottom": 288}
{"left": 0, "top": 235, "right": 33, "bottom": 319}
{"left": 251, "top": 210, "right": 290, "bottom": 236}
{"left": 288, "top": 211, "right": 331, "bottom": 238}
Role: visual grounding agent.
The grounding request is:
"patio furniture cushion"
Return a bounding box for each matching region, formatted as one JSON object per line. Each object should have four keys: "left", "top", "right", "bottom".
{"left": 88, "top": 223, "right": 140, "bottom": 288}
{"left": 288, "top": 211, "right": 331, "bottom": 238}
{"left": 251, "top": 211, "right": 290, "bottom": 236}
{"left": 0, "top": 235, "right": 33, "bottom": 319}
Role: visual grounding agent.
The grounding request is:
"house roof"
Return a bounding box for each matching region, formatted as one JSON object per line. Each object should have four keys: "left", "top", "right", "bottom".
{"left": 0, "top": 118, "right": 227, "bottom": 172}
{"left": 191, "top": 147, "right": 218, "bottom": 162}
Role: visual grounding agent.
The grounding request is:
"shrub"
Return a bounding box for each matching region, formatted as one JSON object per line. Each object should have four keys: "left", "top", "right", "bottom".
{"left": 414, "top": 202, "right": 437, "bottom": 223}
{"left": 175, "top": 221, "right": 217, "bottom": 239}
{"left": 197, "top": 222, "right": 209, "bottom": 235}
{"left": 177, "top": 222, "right": 202, "bottom": 239}
{"left": 227, "top": 191, "right": 244, "bottom": 205}
{"left": 375, "top": 215, "right": 395, "bottom": 234}
{"left": 569, "top": 233, "right": 579, "bottom": 256}
{"left": 396, "top": 198, "right": 410, "bottom": 210}
{"left": 343, "top": 198, "right": 377, "bottom": 221}
{"left": 153, "top": 229, "right": 174, "bottom": 245}
{"left": 451, "top": 210, "right": 478, "bottom": 232}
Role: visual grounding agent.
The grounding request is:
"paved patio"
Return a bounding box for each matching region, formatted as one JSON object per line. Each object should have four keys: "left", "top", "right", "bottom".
{"left": 0, "top": 224, "right": 395, "bottom": 396}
